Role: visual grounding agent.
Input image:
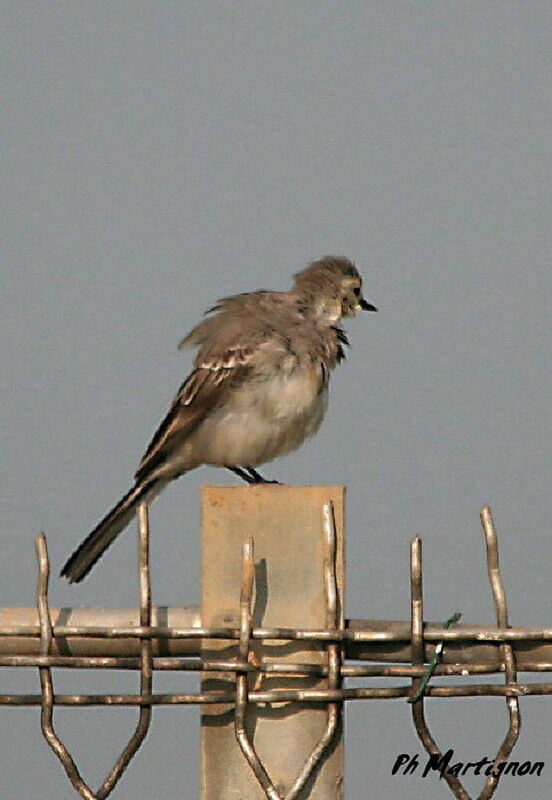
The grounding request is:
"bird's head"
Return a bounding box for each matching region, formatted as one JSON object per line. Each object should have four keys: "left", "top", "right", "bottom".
{"left": 293, "top": 255, "right": 377, "bottom": 322}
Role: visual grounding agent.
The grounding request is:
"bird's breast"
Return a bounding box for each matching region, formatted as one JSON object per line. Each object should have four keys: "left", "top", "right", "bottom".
{"left": 189, "top": 364, "right": 329, "bottom": 467}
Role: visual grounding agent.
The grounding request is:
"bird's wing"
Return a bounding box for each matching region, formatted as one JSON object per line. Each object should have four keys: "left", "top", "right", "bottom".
{"left": 135, "top": 350, "right": 252, "bottom": 484}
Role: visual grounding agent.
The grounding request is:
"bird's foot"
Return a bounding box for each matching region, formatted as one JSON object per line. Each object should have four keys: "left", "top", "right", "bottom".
{"left": 226, "top": 466, "right": 256, "bottom": 483}
{"left": 245, "top": 467, "right": 280, "bottom": 484}
{"left": 225, "top": 466, "right": 280, "bottom": 484}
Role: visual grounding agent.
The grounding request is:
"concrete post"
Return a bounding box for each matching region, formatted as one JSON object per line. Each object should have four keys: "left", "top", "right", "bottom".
{"left": 200, "top": 485, "right": 345, "bottom": 800}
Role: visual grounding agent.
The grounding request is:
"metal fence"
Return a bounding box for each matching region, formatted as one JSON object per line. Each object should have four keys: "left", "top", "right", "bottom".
{"left": 0, "top": 490, "right": 550, "bottom": 800}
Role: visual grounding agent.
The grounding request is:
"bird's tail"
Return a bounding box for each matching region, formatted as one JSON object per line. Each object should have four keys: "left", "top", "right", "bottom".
{"left": 61, "top": 478, "right": 165, "bottom": 583}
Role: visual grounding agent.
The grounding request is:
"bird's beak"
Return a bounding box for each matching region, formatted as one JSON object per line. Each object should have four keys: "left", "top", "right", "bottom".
{"left": 360, "top": 297, "right": 378, "bottom": 312}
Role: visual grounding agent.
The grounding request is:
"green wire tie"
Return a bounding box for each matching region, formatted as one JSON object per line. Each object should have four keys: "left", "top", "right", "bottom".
{"left": 407, "top": 611, "right": 462, "bottom": 703}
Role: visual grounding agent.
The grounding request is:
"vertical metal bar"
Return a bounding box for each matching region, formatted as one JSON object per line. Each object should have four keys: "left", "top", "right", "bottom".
{"left": 478, "top": 506, "right": 520, "bottom": 800}
{"left": 97, "top": 502, "right": 153, "bottom": 799}
{"left": 35, "top": 533, "right": 98, "bottom": 800}
{"left": 284, "top": 503, "right": 341, "bottom": 800}
{"left": 409, "top": 538, "right": 471, "bottom": 800}
{"left": 234, "top": 540, "right": 282, "bottom": 800}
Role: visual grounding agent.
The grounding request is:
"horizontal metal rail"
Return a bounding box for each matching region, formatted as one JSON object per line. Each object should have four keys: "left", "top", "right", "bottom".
{"left": 1, "top": 655, "right": 551, "bottom": 673}
{"left": 0, "top": 683, "right": 551, "bottom": 707}
{"left": 2, "top": 620, "right": 552, "bottom": 642}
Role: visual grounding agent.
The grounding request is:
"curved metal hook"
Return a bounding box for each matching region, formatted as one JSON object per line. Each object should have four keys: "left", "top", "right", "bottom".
{"left": 36, "top": 504, "right": 154, "bottom": 800}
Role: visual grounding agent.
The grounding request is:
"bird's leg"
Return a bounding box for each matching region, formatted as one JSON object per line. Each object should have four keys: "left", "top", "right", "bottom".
{"left": 245, "top": 467, "right": 280, "bottom": 484}
{"left": 226, "top": 465, "right": 255, "bottom": 484}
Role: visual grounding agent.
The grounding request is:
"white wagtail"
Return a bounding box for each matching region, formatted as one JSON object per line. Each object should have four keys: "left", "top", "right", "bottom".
{"left": 61, "top": 256, "right": 377, "bottom": 582}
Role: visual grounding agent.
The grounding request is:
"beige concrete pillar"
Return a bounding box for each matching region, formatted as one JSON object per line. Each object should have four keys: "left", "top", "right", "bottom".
{"left": 200, "top": 485, "right": 345, "bottom": 800}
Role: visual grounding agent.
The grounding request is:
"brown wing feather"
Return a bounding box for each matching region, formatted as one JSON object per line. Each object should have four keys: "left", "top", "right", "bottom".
{"left": 135, "top": 363, "right": 248, "bottom": 483}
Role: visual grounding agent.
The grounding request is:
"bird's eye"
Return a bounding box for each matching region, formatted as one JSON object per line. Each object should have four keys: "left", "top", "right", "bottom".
{"left": 353, "top": 287, "right": 361, "bottom": 296}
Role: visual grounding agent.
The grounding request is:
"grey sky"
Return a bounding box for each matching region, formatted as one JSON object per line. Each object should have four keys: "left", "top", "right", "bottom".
{"left": 1, "top": 3, "right": 550, "bottom": 799}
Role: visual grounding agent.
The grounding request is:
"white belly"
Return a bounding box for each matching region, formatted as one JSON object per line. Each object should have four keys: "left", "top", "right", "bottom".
{"left": 190, "top": 371, "right": 328, "bottom": 467}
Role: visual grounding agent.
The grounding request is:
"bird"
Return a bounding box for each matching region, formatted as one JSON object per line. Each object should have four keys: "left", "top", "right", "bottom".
{"left": 61, "top": 255, "right": 377, "bottom": 582}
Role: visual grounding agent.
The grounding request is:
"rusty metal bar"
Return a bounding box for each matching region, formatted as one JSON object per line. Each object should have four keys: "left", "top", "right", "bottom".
{"left": 2, "top": 682, "right": 552, "bottom": 707}
{"left": 259, "top": 661, "right": 552, "bottom": 677}
{"left": 0, "top": 606, "right": 202, "bottom": 656}
{"left": 409, "top": 538, "right": 470, "bottom": 800}
{"left": 0, "top": 655, "right": 252, "bottom": 670}
{"left": 96, "top": 503, "right": 154, "bottom": 799}
{"left": 283, "top": 502, "right": 342, "bottom": 800}
{"left": 0, "top": 655, "right": 551, "bottom": 676}
{"left": 35, "top": 534, "right": 98, "bottom": 800}
{"left": 479, "top": 505, "right": 520, "bottom": 800}
{"left": 2, "top": 613, "right": 552, "bottom": 669}
{"left": 234, "top": 539, "right": 281, "bottom": 800}
{"left": 2, "top": 619, "right": 551, "bottom": 644}
{"left": 344, "top": 619, "right": 552, "bottom": 664}
{"left": 33, "top": 504, "right": 157, "bottom": 800}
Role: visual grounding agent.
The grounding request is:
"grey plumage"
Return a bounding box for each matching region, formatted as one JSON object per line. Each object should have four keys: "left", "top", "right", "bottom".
{"left": 61, "top": 255, "right": 377, "bottom": 582}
